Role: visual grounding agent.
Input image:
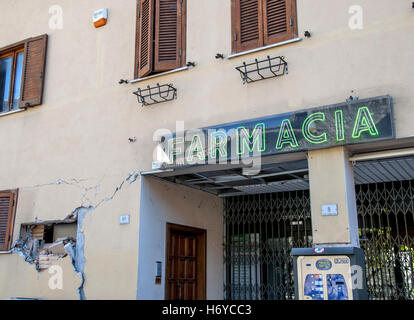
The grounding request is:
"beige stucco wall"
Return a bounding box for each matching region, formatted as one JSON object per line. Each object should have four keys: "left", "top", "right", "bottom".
{"left": 0, "top": 0, "right": 413, "bottom": 299}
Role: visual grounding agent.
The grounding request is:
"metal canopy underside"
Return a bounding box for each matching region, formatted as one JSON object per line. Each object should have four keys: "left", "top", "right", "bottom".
{"left": 149, "top": 156, "right": 414, "bottom": 198}
{"left": 354, "top": 156, "right": 414, "bottom": 184}
{"left": 151, "top": 159, "right": 309, "bottom": 197}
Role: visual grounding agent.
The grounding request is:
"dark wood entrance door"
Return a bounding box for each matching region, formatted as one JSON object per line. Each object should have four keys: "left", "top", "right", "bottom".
{"left": 165, "top": 223, "right": 206, "bottom": 300}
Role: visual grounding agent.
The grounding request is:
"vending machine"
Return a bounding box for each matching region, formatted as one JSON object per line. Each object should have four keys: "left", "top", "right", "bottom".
{"left": 291, "top": 246, "right": 368, "bottom": 300}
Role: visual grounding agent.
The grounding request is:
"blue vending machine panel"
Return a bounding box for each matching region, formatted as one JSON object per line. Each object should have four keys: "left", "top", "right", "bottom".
{"left": 327, "top": 274, "right": 349, "bottom": 300}
{"left": 292, "top": 247, "right": 368, "bottom": 300}
{"left": 304, "top": 274, "right": 324, "bottom": 300}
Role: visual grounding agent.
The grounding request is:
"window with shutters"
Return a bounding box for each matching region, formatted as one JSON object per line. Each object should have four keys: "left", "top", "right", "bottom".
{"left": 135, "top": 0, "right": 186, "bottom": 79}
{"left": 0, "top": 190, "right": 17, "bottom": 252}
{"left": 0, "top": 34, "right": 47, "bottom": 114}
{"left": 231, "top": 0, "right": 297, "bottom": 54}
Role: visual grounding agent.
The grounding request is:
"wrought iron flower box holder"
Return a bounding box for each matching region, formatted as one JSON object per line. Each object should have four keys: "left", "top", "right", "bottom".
{"left": 133, "top": 83, "right": 177, "bottom": 107}
{"left": 235, "top": 56, "right": 288, "bottom": 84}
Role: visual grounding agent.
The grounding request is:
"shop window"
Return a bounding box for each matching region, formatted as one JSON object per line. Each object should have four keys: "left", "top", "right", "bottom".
{"left": 0, "top": 190, "right": 18, "bottom": 251}
{"left": 231, "top": 0, "right": 298, "bottom": 54}
{"left": 0, "top": 34, "right": 48, "bottom": 114}
{"left": 134, "top": 0, "right": 186, "bottom": 78}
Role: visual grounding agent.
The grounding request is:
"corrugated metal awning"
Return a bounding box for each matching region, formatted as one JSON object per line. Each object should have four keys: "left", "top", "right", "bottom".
{"left": 354, "top": 156, "right": 414, "bottom": 184}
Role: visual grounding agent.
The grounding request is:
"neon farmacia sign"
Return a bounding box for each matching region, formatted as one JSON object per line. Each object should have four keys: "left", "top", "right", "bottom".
{"left": 157, "top": 95, "right": 394, "bottom": 167}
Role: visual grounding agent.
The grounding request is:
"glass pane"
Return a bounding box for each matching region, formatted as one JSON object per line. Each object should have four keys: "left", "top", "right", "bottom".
{"left": 12, "top": 52, "right": 24, "bottom": 110}
{"left": 0, "top": 55, "right": 13, "bottom": 112}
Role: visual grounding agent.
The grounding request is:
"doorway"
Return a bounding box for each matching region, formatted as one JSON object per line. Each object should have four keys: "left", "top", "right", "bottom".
{"left": 165, "top": 223, "right": 206, "bottom": 300}
{"left": 223, "top": 190, "right": 312, "bottom": 300}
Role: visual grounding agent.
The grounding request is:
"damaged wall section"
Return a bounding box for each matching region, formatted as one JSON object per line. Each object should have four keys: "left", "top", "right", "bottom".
{"left": 3, "top": 171, "right": 141, "bottom": 300}
{"left": 14, "top": 216, "right": 77, "bottom": 272}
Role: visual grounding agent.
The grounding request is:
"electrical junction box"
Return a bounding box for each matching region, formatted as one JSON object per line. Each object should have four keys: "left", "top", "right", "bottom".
{"left": 93, "top": 8, "right": 108, "bottom": 28}
{"left": 291, "top": 247, "right": 368, "bottom": 300}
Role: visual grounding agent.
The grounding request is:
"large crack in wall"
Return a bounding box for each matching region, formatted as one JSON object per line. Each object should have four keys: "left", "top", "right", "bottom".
{"left": 63, "top": 206, "right": 93, "bottom": 300}
{"left": 10, "top": 171, "right": 141, "bottom": 300}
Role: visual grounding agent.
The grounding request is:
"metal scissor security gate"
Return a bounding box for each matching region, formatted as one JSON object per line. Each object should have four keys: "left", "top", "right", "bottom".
{"left": 357, "top": 180, "right": 414, "bottom": 300}
{"left": 223, "top": 191, "right": 312, "bottom": 300}
{"left": 223, "top": 180, "right": 414, "bottom": 300}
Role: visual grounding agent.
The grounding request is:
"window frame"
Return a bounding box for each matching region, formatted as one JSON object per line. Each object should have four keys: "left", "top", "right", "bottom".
{"left": 0, "top": 34, "right": 48, "bottom": 115}
{"left": 0, "top": 46, "right": 24, "bottom": 114}
{"left": 231, "top": 0, "right": 298, "bottom": 55}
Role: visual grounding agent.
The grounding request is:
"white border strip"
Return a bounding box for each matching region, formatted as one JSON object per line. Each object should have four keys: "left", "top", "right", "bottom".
{"left": 350, "top": 148, "right": 414, "bottom": 162}
{"left": 141, "top": 168, "right": 174, "bottom": 175}
{"left": 226, "top": 37, "right": 302, "bottom": 59}
{"left": 0, "top": 108, "right": 25, "bottom": 118}
{"left": 129, "top": 66, "right": 189, "bottom": 84}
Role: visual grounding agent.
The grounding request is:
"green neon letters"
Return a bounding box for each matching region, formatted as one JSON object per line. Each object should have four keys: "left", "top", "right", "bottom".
{"left": 335, "top": 110, "right": 345, "bottom": 142}
{"left": 187, "top": 134, "right": 206, "bottom": 162}
{"left": 168, "top": 137, "right": 184, "bottom": 164}
{"left": 236, "top": 123, "right": 266, "bottom": 156}
{"left": 302, "top": 112, "right": 328, "bottom": 144}
{"left": 162, "top": 97, "right": 392, "bottom": 167}
{"left": 209, "top": 131, "right": 228, "bottom": 159}
{"left": 276, "top": 119, "right": 298, "bottom": 150}
{"left": 352, "top": 106, "right": 379, "bottom": 139}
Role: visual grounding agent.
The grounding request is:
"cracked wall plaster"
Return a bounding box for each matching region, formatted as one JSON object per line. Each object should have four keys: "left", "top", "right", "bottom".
{"left": 10, "top": 171, "right": 141, "bottom": 300}
{"left": 68, "top": 206, "right": 93, "bottom": 300}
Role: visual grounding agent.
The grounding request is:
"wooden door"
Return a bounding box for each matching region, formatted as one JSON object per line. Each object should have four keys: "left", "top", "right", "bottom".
{"left": 165, "top": 223, "right": 206, "bottom": 300}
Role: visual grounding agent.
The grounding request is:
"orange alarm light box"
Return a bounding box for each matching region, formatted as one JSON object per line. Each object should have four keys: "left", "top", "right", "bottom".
{"left": 93, "top": 8, "right": 108, "bottom": 28}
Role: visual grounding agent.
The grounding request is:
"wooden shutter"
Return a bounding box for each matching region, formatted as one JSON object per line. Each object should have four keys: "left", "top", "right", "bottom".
{"left": 0, "top": 192, "right": 17, "bottom": 251}
{"left": 231, "top": 0, "right": 263, "bottom": 54}
{"left": 134, "top": 1, "right": 141, "bottom": 79}
{"left": 263, "top": 0, "right": 297, "bottom": 46}
{"left": 19, "top": 34, "right": 48, "bottom": 109}
{"left": 154, "top": 0, "right": 185, "bottom": 72}
{"left": 136, "top": 0, "right": 155, "bottom": 78}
